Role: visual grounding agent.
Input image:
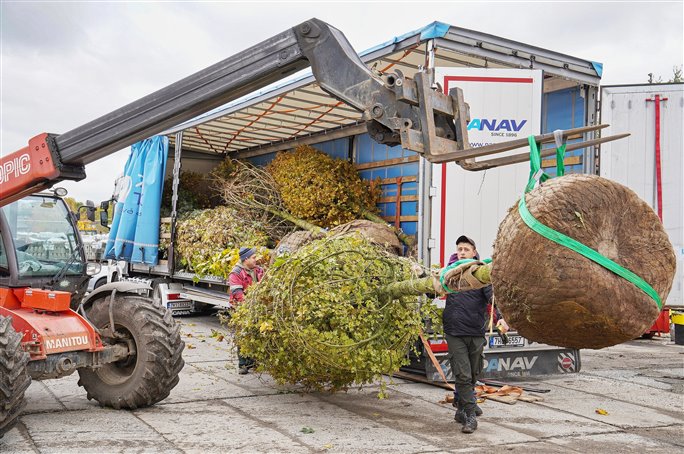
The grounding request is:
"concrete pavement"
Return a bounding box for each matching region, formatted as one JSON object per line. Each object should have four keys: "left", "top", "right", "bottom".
{"left": 3, "top": 314, "right": 683, "bottom": 453}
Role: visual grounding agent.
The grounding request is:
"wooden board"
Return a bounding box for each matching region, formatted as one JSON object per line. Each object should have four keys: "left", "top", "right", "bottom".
{"left": 355, "top": 155, "right": 419, "bottom": 170}
{"left": 481, "top": 394, "right": 518, "bottom": 405}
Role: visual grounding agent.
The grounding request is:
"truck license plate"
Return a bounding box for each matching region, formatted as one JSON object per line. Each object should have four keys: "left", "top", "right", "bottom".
{"left": 168, "top": 301, "right": 191, "bottom": 310}
{"left": 490, "top": 335, "right": 525, "bottom": 347}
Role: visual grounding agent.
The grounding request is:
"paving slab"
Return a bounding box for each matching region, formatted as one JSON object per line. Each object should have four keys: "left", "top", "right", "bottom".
{"left": 0, "top": 423, "right": 37, "bottom": 454}
{"left": 179, "top": 320, "right": 236, "bottom": 364}
{"left": 260, "top": 387, "right": 539, "bottom": 452}
{"left": 581, "top": 369, "right": 674, "bottom": 390}
{"left": 538, "top": 373, "right": 684, "bottom": 415}
{"left": 134, "top": 398, "right": 310, "bottom": 453}
{"left": 22, "top": 381, "right": 67, "bottom": 414}
{"left": 632, "top": 424, "right": 684, "bottom": 448}
{"left": 452, "top": 440, "right": 575, "bottom": 453}
{"left": 224, "top": 391, "right": 446, "bottom": 452}
{"left": 19, "top": 408, "right": 180, "bottom": 453}
{"left": 532, "top": 382, "right": 682, "bottom": 429}
{"left": 38, "top": 374, "right": 100, "bottom": 411}
{"left": 547, "top": 430, "right": 681, "bottom": 453}
{"left": 160, "top": 361, "right": 257, "bottom": 404}
{"left": 354, "top": 380, "right": 615, "bottom": 440}
{"left": 189, "top": 361, "right": 305, "bottom": 397}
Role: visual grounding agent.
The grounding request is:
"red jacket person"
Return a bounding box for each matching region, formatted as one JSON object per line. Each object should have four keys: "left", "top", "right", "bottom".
{"left": 229, "top": 247, "right": 263, "bottom": 374}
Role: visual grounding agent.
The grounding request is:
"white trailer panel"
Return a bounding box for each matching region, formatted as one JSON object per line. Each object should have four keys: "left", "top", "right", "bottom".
{"left": 600, "top": 83, "right": 684, "bottom": 307}
{"left": 430, "top": 68, "right": 543, "bottom": 264}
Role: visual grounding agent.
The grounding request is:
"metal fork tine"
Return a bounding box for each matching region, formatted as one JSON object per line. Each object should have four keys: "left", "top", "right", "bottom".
{"left": 457, "top": 133, "right": 630, "bottom": 171}
{"left": 430, "top": 124, "right": 610, "bottom": 163}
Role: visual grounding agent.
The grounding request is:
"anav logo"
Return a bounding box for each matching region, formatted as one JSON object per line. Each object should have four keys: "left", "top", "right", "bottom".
{"left": 467, "top": 119, "right": 528, "bottom": 132}
{"left": 484, "top": 355, "right": 538, "bottom": 372}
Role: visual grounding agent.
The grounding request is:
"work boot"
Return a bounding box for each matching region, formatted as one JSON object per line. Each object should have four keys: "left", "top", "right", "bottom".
{"left": 461, "top": 413, "right": 478, "bottom": 434}
{"left": 238, "top": 366, "right": 249, "bottom": 375}
{"left": 453, "top": 401, "right": 483, "bottom": 416}
{"left": 454, "top": 408, "right": 466, "bottom": 424}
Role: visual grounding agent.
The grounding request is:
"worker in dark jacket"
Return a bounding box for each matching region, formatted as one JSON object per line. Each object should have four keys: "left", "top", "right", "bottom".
{"left": 443, "top": 235, "right": 508, "bottom": 434}
{"left": 229, "top": 247, "right": 264, "bottom": 374}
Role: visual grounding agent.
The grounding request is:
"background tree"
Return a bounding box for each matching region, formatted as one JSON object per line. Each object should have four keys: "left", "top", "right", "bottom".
{"left": 648, "top": 65, "right": 683, "bottom": 83}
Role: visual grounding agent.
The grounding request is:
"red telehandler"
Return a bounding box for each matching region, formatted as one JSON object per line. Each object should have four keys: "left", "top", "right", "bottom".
{"left": 0, "top": 18, "right": 622, "bottom": 436}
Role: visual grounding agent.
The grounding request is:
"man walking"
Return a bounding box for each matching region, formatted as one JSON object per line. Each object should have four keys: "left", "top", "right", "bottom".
{"left": 229, "top": 247, "right": 264, "bottom": 374}
{"left": 443, "top": 235, "right": 507, "bottom": 433}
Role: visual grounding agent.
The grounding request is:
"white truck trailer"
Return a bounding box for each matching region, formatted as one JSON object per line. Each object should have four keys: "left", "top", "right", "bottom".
{"left": 599, "top": 83, "right": 683, "bottom": 331}
{"left": 112, "top": 21, "right": 607, "bottom": 379}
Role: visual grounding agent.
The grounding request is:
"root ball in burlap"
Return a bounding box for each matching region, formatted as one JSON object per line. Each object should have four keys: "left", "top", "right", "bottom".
{"left": 492, "top": 174, "right": 676, "bottom": 349}
{"left": 329, "top": 220, "right": 404, "bottom": 255}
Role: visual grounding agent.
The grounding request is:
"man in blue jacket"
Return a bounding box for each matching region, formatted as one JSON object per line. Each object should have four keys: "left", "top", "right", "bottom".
{"left": 443, "top": 235, "right": 507, "bottom": 433}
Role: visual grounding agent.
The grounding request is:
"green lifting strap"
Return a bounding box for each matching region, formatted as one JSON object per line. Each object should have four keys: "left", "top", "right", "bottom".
{"left": 439, "top": 257, "right": 492, "bottom": 294}
{"left": 518, "top": 136, "right": 662, "bottom": 310}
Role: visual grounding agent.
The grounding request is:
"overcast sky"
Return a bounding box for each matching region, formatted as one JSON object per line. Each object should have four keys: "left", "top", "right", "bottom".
{"left": 2, "top": 1, "right": 682, "bottom": 204}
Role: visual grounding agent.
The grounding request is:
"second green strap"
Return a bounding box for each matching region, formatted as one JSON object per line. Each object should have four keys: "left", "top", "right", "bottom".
{"left": 518, "top": 136, "right": 662, "bottom": 310}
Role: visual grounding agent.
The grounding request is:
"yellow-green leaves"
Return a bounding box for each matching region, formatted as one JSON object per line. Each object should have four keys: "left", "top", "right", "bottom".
{"left": 267, "top": 146, "right": 381, "bottom": 228}
{"left": 230, "top": 235, "right": 426, "bottom": 393}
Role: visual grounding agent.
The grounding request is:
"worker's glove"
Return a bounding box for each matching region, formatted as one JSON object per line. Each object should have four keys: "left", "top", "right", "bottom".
{"left": 496, "top": 319, "right": 510, "bottom": 334}
{"left": 436, "top": 260, "right": 489, "bottom": 294}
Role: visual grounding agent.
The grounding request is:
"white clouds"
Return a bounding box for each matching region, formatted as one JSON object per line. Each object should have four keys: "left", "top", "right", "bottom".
{"left": 2, "top": 1, "right": 682, "bottom": 203}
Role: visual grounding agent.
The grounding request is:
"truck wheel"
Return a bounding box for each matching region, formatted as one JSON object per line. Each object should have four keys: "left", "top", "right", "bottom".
{"left": 93, "top": 277, "right": 107, "bottom": 289}
{"left": 149, "top": 278, "right": 169, "bottom": 305}
{"left": 0, "top": 316, "right": 31, "bottom": 438}
{"left": 77, "top": 295, "right": 184, "bottom": 409}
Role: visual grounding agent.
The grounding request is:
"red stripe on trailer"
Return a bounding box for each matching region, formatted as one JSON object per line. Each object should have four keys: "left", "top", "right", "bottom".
{"left": 645, "top": 95, "right": 668, "bottom": 335}
{"left": 444, "top": 76, "right": 534, "bottom": 84}
{"left": 646, "top": 94, "right": 668, "bottom": 221}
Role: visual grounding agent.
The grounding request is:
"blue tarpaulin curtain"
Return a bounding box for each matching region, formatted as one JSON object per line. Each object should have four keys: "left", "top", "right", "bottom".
{"left": 105, "top": 136, "right": 168, "bottom": 265}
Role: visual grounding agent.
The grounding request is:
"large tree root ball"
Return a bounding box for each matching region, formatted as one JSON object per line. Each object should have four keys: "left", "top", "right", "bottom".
{"left": 330, "top": 220, "right": 404, "bottom": 255}
{"left": 491, "top": 174, "right": 676, "bottom": 349}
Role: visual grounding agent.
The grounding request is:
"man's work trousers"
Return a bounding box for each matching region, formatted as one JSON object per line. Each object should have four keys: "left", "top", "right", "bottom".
{"left": 445, "top": 334, "right": 486, "bottom": 415}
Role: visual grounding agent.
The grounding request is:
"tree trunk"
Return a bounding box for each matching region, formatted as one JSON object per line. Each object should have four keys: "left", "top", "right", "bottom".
{"left": 377, "top": 263, "right": 492, "bottom": 299}
{"left": 265, "top": 205, "right": 326, "bottom": 234}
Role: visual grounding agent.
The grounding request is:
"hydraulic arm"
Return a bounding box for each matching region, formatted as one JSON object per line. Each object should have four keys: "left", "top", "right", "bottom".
{"left": 0, "top": 18, "right": 624, "bottom": 207}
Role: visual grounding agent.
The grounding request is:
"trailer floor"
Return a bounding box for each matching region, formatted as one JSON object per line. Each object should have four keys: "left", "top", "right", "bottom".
{"left": 4, "top": 314, "right": 683, "bottom": 453}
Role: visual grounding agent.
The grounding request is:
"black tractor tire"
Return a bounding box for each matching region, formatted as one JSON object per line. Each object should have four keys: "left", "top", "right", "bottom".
{"left": 0, "top": 316, "right": 31, "bottom": 438}
{"left": 93, "top": 277, "right": 107, "bottom": 289}
{"left": 77, "top": 295, "right": 184, "bottom": 409}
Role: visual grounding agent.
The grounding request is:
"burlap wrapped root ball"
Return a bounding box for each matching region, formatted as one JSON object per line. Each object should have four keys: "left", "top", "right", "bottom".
{"left": 492, "top": 174, "right": 676, "bottom": 349}
{"left": 275, "top": 220, "right": 404, "bottom": 258}
{"left": 329, "top": 220, "right": 404, "bottom": 255}
{"left": 230, "top": 235, "right": 425, "bottom": 392}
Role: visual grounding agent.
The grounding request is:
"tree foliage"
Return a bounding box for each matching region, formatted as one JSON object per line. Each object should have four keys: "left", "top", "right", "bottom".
{"left": 267, "top": 146, "right": 381, "bottom": 228}
{"left": 175, "top": 206, "right": 270, "bottom": 278}
{"left": 161, "top": 171, "right": 221, "bottom": 216}
{"left": 230, "top": 235, "right": 427, "bottom": 393}
{"left": 647, "top": 65, "right": 683, "bottom": 83}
